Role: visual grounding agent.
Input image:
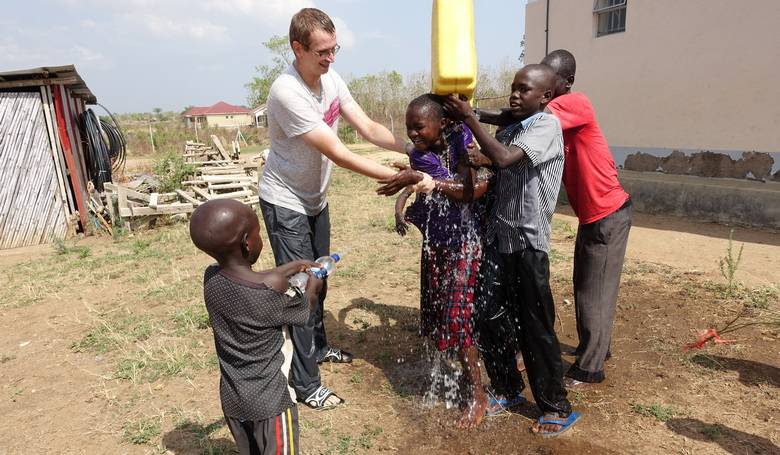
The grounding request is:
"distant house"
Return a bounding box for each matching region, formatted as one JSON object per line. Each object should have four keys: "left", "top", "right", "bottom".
{"left": 182, "top": 101, "right": 253, "bottom": 129}
{"left": 253, "top": 104, "right": 268, "bottom": 128}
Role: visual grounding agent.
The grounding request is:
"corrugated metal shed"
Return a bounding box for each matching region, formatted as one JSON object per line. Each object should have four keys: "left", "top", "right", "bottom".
{"left": 0, "top": 65, "right": 97, "bottom": 249}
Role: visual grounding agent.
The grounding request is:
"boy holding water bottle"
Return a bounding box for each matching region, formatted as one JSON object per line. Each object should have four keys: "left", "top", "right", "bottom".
{"left": 190, "top": 199, "right": 322, "bottom": 455}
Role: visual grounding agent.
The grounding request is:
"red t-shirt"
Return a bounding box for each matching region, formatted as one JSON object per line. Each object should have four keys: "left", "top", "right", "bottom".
{"left": 547, "top": 92, "right": 629, "bottom": 224}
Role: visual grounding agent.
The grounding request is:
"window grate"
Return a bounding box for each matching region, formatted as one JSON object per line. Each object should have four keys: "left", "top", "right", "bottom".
{"left": 594, "top": 0, "right": 627, "bottom": 36}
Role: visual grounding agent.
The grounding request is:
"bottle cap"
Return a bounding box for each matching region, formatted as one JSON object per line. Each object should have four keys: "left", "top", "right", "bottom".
{"left": 331, "top": 253, "right": 341, "bottom": 262}
{"left": 311, "top": 267, "right": 328, "bottom": 279}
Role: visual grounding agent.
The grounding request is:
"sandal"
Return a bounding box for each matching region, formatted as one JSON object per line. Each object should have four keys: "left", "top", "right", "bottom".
{"left": 302, "top": 385, "right": 344, "bottom": 410}
{"left": 317, "top": 347, "right": 353, "bottom": 364}
{"left": 563, "top": 377, "right": 587, "bottom": 389}
{"left": 533, "top": 411, "right": 581, "bottom": 438}
{"left": 485, "top": 390, "right": 526, "bottom": 417}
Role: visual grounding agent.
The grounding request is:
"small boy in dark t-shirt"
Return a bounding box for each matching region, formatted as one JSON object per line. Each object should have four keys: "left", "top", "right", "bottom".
{"left": 190, "top": 199, "right": 322, "bottom": 455}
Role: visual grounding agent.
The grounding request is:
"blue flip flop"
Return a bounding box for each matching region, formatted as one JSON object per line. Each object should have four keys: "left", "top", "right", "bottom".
{"left": 535, "top": 411, "right": 582, "bottom": 438}
{"left": 485, "top": 391, "right": 527, "bottom": 417}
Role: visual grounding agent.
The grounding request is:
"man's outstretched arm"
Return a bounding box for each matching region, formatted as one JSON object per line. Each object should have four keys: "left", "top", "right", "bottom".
{"left": 301, "top": 125, "right": 397, "bottom": 179}
{"left": 340, "top": 101, "right": 408, "bottom": 154}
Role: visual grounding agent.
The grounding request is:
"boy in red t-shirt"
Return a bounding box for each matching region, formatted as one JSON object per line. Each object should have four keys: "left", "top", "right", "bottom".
{"left": 541, "top": 49, "right": 632, "bottom": 386}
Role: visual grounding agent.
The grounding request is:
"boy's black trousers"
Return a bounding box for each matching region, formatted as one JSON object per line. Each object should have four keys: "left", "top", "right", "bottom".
{"left": 504, "top": 248, "right": 571, "bottom": 415}
{"left": 475, "top": 244, "right": 525, "bottom": 397}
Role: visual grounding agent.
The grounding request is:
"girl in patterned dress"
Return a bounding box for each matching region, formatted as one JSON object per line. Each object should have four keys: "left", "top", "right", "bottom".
{"left": 394, "top": 94, "right": 491, "bottom": 428}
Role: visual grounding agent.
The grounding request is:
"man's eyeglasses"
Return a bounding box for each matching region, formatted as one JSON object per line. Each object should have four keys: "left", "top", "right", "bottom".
{"left": 308, "top": 44, "right": 341, "bottom": 58}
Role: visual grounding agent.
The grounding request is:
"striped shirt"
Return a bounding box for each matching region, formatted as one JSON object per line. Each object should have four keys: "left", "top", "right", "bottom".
{"left": 487, "top": 112, "right": 564, "bottom": 254}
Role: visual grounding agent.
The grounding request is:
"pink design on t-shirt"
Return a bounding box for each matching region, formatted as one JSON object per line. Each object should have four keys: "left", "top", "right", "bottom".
{"left": 323, "top": 98, "right": 340, "bottom": 127}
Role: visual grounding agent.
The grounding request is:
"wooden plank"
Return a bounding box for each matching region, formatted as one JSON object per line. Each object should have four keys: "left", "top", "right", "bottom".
{"left": 211, "top": 190, "right": 253, "bottom": 200}
{"left": 38, "top": 87, "right": 70, "bottom": 216}
{"left": 111, "top": 185, "right": 150, "bottom": 203}
{"left": 51, "top": 84, "right": 88, "bottom": 229}
{"left": 148, "top": 193, "right": 159, "bottom": 209}
{"left": 128, "top": 203, "right": 194, "bottom": 217}
{"left": 190, "top": 159, "right": 236, "bottom": 165}
{"left": 210, "top": 135, "right": 232, "bottom": 161}
{"left": 191, "top": 187, "right": 213, "bottom": 201}
{"left": 199, "top": 167, "right": 244, "bottom": 175}
{"left": 200, "top": 175, "right": 254, "bottom": 183}
{"left": 208, "top": 182, "right": 250, "bottom": 190}
{"left": 117, "top": 185, "right": 129, "bottom": 212}
{"left": 0, "top": 76, "right": 79, "bottom": 90}
{"left": 181, "top": 179, "right": 208, "bottom": 186}
{"left": 42, "top": 86, "right": 76, "bottom": 214}
{"left": 175, "top": 189, "right": 203, "bottom": 206}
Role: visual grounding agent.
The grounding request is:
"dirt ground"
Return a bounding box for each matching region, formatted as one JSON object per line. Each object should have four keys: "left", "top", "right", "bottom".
{"left": 0, "top": 148, "right": 778, "bottom": 455}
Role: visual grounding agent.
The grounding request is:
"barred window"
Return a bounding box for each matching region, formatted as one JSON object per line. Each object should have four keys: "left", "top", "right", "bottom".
{"left": 594, "top": 0, "right": 626, "bottom": 37}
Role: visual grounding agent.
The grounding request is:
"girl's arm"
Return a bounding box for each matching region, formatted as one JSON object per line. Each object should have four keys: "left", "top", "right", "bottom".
{"left": 394, "top": 187, "right": 413, "bottom": 236}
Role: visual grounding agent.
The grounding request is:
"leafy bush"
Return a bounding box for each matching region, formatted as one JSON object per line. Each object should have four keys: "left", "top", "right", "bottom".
{"left": 153, "top": 153, "right": 196, "bottom": 192}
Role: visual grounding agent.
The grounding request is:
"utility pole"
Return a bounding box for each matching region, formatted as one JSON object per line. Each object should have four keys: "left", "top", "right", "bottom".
{"left": 148, "top": 118, "right": 156, "bottom": 154}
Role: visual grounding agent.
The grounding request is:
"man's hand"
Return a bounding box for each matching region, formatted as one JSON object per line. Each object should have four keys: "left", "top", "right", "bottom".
{"left": 443, "top": 95, "right": 475, "bottom": 122}
{"left": 376, "top": 165, "right": 423, "bottom": 196}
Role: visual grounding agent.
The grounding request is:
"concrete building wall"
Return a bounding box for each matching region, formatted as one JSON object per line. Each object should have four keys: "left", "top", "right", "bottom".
{"left": 524, "top": 0, "right": 780, "bottom": 154}
{"left": 204, "top": 113, "right": 253, "bottom": 128}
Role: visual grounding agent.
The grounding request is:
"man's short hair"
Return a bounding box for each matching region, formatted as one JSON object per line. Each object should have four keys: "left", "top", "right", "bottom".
{"left": 289, "top": 8, "right": 335, "bottom": 48}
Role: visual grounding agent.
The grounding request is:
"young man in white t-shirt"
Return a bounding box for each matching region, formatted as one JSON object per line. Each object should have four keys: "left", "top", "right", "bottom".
{"left": 258, "top": 8, "right": 428, "bottom": 410}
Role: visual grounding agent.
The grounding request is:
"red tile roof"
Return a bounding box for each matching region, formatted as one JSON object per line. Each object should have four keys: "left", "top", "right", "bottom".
{"left": 182, "top": 101, "right": 251, "bottom": 117}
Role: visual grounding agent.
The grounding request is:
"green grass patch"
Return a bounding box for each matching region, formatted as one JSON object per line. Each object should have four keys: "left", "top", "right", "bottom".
{"left": 173, "top": 305, "right": 211, "bottom": 333}
{"left": 358, "top": 424, "right": 383, "bottom": 449}
{"left": 114, "top": 343, "right": 212, "bottom": 383}
{"left": 123, "top": 415, "right": 161, "bottom": 445}
{"left": 630, "top": 402, "right": 675, "bottom": 422}
{"left": 71, "top": 313, "right": 154, "bottom": 354}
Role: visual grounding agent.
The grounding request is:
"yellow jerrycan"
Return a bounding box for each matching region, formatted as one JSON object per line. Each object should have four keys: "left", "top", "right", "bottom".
{"left": 431, "top": 0, "right": 477, "bottom": 100}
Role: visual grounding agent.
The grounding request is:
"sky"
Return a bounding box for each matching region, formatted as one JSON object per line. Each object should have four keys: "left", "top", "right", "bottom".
{"left": 1, "top": 0, "right": 527, "bottom": 114}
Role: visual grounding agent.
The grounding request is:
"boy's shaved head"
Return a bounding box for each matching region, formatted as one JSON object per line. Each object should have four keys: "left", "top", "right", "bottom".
{"left": 542, "top": 49, "right": 576, "bottom": 79}
{"left": 190, "top": 199, "right": 258, "bottom": 261}
{"left": 509, "top": 64, "right": 557, "bottom": 119}
{"left": 519, "top": 63, "right": 557, "bottom": 91}
{"left": 408, "top": 93, "right": 445, "bottom": 120}
{"left": 541, "top": 49, "right": 576, "bottom": 97}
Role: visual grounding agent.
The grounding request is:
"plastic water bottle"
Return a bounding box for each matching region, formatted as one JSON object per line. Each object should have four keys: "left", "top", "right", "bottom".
{"left": 314, "top": 252, "right": 341, "bottom": 277}
{"left": 288, "top": 253, "right": 342, "bottom": 291}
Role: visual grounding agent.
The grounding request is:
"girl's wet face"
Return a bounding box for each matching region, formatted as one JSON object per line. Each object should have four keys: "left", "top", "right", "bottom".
{"left": 406, "top": 107, "right": 445, "bottom": 151}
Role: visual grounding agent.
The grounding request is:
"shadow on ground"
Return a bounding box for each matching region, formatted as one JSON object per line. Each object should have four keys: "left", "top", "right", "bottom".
{"left": 161, "top": 418, "right": 236, "bottom": 455}
{"left": 690, "top": 354, "right": 780, "bottom": 388}
{"left": 666, "top": 417, "right": 779, "bottom": 455}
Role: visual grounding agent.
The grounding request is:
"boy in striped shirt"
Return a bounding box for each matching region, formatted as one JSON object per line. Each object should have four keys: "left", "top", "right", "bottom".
{"left": 444, "top": 64, "right": 580, "bottom": 437}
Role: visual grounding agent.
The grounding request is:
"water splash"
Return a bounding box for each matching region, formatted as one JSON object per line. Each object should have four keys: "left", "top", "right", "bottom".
{"left": 422, "top": 347, "right": 463, "bottom": 410}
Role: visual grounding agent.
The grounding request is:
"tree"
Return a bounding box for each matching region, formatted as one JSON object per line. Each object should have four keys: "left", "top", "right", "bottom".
{"left": 245, "top": 35, "right": 293, "bottom": 108}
